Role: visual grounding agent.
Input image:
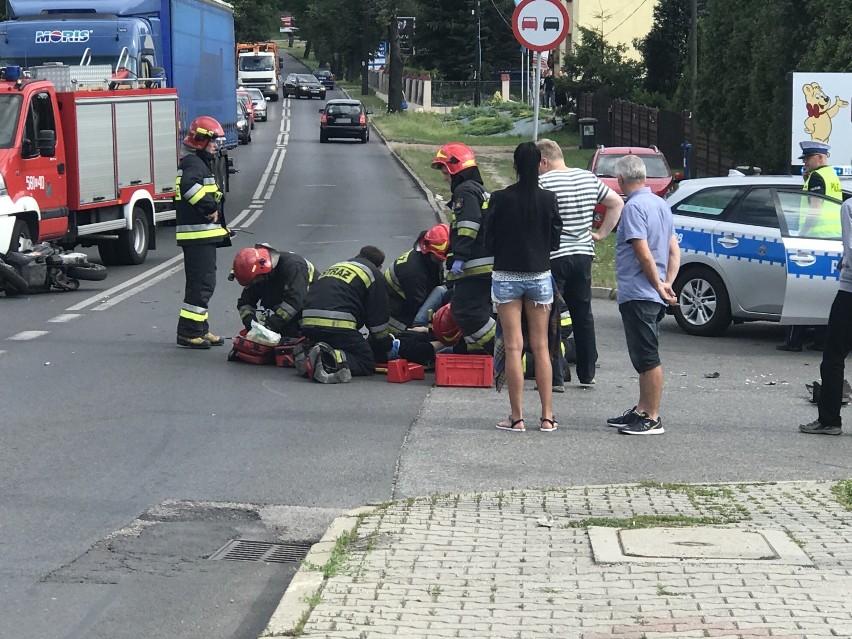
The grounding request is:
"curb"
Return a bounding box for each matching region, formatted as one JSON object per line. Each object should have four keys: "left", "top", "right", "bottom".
{"left": 591, "top": 286, "right": 617, "bottom": 300}
{"left": 261, "top": 505, "right": 377, "bottom": 637}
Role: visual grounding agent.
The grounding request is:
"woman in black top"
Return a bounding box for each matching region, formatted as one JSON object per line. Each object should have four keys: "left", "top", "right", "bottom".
{"left": 485, "top": 142, "right": 563, "bottom": 433}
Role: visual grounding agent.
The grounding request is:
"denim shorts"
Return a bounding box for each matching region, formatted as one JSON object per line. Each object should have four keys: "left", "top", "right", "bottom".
{"left": 491, "top": 275, "right": 554, "bottom": 305}
{"left": 619, "top": 300, "right": 666, "bottom": 373}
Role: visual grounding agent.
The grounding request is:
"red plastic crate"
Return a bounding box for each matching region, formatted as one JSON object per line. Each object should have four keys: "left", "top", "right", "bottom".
{"left": 435, "top": 354, "right": 493, "bottom": 388}
{"left": 387, "top": 359, "right": 411, "bottom": 383}
{"left": 407, "top": 362, "right": 425, "bottom": 380}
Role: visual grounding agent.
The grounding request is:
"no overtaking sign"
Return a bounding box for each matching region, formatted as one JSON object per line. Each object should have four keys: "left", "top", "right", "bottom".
{"left": 512, "top": 0, "right": 570, "bottom": 52}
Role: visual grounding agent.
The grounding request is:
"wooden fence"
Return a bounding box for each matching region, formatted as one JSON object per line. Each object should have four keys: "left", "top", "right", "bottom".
{"left": 579, "top": 93, "right": 733, "bottom": 177}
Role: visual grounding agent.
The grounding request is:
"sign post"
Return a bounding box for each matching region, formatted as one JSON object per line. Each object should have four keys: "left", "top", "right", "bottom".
{"left": 511, "top": 0, "right": 570, "bottom": 140}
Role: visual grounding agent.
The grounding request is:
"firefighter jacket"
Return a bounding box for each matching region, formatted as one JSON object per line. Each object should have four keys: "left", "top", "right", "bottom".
{"left": 301, "top": 256, "right": 393, "bottom": 351}
{"left": 384, "top": 249, "right": 442, "bottom": 332}
{"left": 446, "top": 179, "right": 493, "bottom": 282}
{"left": 238, "top": 250, "right": 316, "bottom": 331}
{"left": 175, "top": 151, "right": 230, "bottom": 247}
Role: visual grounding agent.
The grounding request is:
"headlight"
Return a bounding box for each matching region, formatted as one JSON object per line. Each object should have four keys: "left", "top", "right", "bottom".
{"left": 269, "top": 84, "right": 276, "bottom": 91}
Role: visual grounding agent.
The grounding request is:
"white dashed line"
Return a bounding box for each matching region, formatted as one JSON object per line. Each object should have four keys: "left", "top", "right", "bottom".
{"left": 48, "top": 314, "right": 83, "bottom": 323}
{"left": 8, "top": 331, "right": 49, "bottom": 341}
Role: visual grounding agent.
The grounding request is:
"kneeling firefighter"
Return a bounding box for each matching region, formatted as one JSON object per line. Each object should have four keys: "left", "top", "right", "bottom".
{"left": 297, "top": 246, "right": 393, "bottom": 383}
{"left": 431, "top": 143, "right": 496, "bottom": 355}
{"left": 175, "top": 116, "right": 231, "bottom": 349}
{"left": 231, "top": 244, "right": 315, "bottom": 339}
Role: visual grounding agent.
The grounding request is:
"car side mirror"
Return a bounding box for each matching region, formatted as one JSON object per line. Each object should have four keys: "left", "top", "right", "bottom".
{"left": 366, "top": 109, "right": 374, "bottom": 115}
{"left": 37, "top": 129, "right": 56, "bottom": 157}
{"left": 673, "top": 171, "right": 685, "bottom": 182}
{"left": 318, "top": 108, "right": 324, "bottom": 113}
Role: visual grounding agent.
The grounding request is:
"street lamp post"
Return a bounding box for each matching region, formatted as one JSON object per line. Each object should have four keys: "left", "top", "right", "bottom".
{"left": 474, "top": 0, "right": 482, "bottom": 107}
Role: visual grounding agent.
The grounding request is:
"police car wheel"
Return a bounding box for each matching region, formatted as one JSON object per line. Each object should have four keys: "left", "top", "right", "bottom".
{"left": 672, "top": 266, "right": 732, "bottom": 337}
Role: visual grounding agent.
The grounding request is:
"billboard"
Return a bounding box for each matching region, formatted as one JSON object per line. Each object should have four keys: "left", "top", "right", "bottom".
{"left": 398, "top": 16, "right": 415, "bottom": 55}
{"left": 790, "top": 72, "right": 852, "bottom": 167}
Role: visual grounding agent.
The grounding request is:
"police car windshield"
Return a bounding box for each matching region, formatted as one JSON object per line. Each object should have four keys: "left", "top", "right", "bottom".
{"left": 0, "top": 94, "right": 22, "bottom": 148}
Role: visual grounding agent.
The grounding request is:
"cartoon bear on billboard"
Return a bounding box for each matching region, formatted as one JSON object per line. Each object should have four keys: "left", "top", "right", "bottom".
{"left": 803, "top": 82, "right": 849, "bottom": 143}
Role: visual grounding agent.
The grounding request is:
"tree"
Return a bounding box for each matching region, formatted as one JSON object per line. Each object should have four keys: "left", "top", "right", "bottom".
{"left": 232, "top": 0, "right": 283, "bottom": 42}
{"left": 800, "top": 0, "right": 852, "bottom": 70}
{"left": 696, "top": 0, "right": 806, "bottom": 171}
{"left": 560, "top": 26, "right": 643, "bottom": 103}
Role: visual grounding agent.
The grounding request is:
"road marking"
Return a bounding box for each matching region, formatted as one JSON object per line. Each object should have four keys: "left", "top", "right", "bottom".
{"left": 264, "top": 148, "right": 287, "bottom": 199}
{"left": 92, "top": 265, "right": 183, "bottom": 311}
{"left": 252, "top": 148, "right": 280, "bottom": 200}
{"left": 242, "top": 209, "right": 263, "bottom": 228}
{"left": 66, "top": 254, "right": 184, "bottom": 311}
{"left": 48, "top": 314, "right": 82, "bottom": 323}
{"left": 297, "top": 223, "right": 338, "bottom": 227}
{"left": 8, "top": 330, "right": 49, "bottom": 341}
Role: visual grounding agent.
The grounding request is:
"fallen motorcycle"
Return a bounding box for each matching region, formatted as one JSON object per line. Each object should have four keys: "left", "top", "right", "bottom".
{"left": 0, "top": 242, "right": 107, "bottom": 296}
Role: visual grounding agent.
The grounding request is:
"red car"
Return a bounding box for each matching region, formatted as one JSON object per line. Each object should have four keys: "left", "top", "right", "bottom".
{"left": 587, "top": 146, "right": 682, "bottom": 228}
{"left": 237, "top": 90, "right": 255, "bottom": 129}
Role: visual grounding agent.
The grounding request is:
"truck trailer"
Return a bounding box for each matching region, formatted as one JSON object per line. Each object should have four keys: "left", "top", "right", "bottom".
{"left": 0, "top": 0, "right": 239, "bottom": 148}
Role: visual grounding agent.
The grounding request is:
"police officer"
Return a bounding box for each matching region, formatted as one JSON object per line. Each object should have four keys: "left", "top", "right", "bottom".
{"left": 298, "top": 246, "right": 393, "bottom": 382}
{"left": 231, "top": 244, "right": 315, "bottom": 339}
{"left": 778, "top": 141, "right": 841, "bottom": 351}
{"left": 431, "top": 143, "right": 496, "bottom": 355}
{"left": 175, "top": 116, "right": 231, "bottom": 349}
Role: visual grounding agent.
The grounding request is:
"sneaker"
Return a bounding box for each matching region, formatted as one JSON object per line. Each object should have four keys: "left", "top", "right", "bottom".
{"left": 618, "top": 413, "right": 664, "bottom": 435}
{"left": 607, "top": 406, "right": 640, "bottom": 427}
{"left": 203, "top": 332, "right": 225, "bottom": 346}
{"left": 552, "top": 384, "right": 565, "bottom": 393}
{"left": 799, "top": 419, "right": 841, "bottom": 435}
{"left": 579, "top": 378, "right": 596, "bottom": 388}
{"left": 177, "top": 334, "right": 211, "bottom": 349}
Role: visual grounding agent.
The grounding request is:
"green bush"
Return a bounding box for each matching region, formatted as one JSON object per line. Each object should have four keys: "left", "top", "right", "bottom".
{"left": 460, "top": 115, "right": 513, "bottom": 136}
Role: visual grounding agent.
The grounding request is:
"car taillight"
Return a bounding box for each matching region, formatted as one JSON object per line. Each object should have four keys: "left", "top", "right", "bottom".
{"left": 359, "top": 114, "right": 366, "bottom": 125}
{"left": 321, "top": 114, "right": 327, "bottom": 124}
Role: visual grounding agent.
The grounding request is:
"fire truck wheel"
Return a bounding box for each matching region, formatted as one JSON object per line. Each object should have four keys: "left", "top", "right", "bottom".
{"left": 110, "top": 206, "right": 150, "bottom": 265}
{"left": 9, "top": 219, "right": 33, "bottom": 253}
{"left": 0, "top": 261, "right": 28, "bottom": 295}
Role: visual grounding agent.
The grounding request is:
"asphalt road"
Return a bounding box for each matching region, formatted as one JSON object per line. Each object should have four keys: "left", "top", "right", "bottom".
{"left": 2, "top": 55, "right": 851, "bottom": 639}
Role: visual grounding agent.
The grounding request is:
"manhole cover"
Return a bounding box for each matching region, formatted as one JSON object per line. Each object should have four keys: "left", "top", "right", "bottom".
{"left": 588, "top": 527, "right": 813, "bottom": 566}
{"left": 209, "top": 540, "right": 312, "bottom": 564}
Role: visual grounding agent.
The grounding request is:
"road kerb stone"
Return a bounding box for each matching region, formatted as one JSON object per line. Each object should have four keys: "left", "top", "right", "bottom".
{"left": 262, "top": 504, "right": 378, "bottom": 636}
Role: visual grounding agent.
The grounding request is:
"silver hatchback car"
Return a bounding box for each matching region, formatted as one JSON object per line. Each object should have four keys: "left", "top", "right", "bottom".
{"left": 244, "top": 87, "right": 268, "bottom": 122}
{"left": 667, "top": 175, "right": 846, "bottom": 336}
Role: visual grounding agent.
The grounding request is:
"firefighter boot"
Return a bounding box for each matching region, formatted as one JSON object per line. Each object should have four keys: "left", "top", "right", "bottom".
{"left": 203, "top": 332, "right": 225, "bottom": 346}
{"left": 308, "top": 342, "right": 352, "bottom": 384}
{"left": 177, "top": 334, "right": 212, "bottom": 349}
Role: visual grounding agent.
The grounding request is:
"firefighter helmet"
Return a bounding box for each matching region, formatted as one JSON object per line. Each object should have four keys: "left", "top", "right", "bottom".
{"left": 432, "top": 303, "right": 462, "bottom": 346}
{"left": 431, "top": 143, "right": 477, "bottom": 175}
{"left": 417, "top": 223, "right": 450, "bottom": 261}
{"left": 183, "top": 116, "right": 225, "bottom": 150}
{"left": 232, "top": 246, "right": 273, "bottom": 286}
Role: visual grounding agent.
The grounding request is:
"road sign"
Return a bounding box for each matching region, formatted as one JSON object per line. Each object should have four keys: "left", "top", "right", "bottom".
{"left": 511, "top": 0, "right": 570, "bottom": 52}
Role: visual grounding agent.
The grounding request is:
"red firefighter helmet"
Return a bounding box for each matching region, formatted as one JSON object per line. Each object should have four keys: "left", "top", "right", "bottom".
{"left": 232, "top": 246, "right": 273, "bottom": 286}
{"left": 418, "top": 223, "right": 450, "bottom": 261}
{"left": 432, "top": 303, "right": 462, "bottom": 346}
{"left": 183, "top": 116, "right": 225, "bottom": 150}
{"left": 431, "top": 143, "right": 477, "bottom": 175}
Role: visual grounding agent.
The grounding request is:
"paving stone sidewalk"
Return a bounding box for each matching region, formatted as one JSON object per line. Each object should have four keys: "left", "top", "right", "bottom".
{"left": 264, "top": 480, "right": 852, "bottom": 639}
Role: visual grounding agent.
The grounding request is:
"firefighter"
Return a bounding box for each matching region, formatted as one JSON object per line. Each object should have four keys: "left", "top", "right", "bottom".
{"left": 230, "top": 244, "right": 315, "bottom": 339}
{"left": 175, "top": 116, "right": 231, "bottom": 349}
{"left": 431, "top": 143, "right": 496, "bottom": 354}
{"left": 297, "top": 246, "right": 393, "bottom": 383}
{"left": 385, "top": 223, "right": 449, "bottom": 333}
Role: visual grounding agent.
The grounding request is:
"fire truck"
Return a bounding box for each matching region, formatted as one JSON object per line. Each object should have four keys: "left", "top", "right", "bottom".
{"left": 0, "top": 64, "right": 179, "bottom": 265}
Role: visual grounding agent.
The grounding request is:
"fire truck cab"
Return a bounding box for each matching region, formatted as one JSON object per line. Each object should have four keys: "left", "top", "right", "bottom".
{"left": 0, "top": 63, "right": 179, "bottom": 265}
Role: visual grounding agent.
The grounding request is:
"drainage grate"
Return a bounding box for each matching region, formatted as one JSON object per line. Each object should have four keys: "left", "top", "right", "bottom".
{"left": 209, "top": 540, "right": 312, "bottom": 563}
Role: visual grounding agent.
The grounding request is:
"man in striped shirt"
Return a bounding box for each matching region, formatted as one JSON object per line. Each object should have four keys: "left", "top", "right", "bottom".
{"left": 537, "top": 139, "right": 624, "bottom": 388}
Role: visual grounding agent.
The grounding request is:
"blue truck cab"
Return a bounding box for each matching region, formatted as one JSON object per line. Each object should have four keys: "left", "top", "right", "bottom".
{"left": 0, "top": 0, "right": 238, "bottom": 148}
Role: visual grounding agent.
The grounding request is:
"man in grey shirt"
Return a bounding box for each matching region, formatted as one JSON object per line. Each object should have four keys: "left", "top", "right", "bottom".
{"left": 603, "top": 155, "right": 679, "bottom": 435}
{"left": 800, "top": 197, "right": 852, "bottom": 435}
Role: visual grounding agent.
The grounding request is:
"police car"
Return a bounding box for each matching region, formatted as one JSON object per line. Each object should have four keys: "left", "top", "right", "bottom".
{"left": 668, "top": 174, "right": 848, "bottom": 336}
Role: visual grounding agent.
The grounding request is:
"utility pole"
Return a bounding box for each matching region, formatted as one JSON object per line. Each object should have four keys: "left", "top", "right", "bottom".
{"left": 690, "top": 0, "right": 697, "bottom": 139}
{"left": 474, "top": 0, "right": 482, "bottom": 107}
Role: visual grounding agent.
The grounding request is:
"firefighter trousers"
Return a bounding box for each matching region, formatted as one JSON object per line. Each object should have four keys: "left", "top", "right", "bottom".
{"left": 450, "top": 278, "right": 496, "bottom": 355}
{"left": 301, "top": 328, "right": 377, "bottom": 377}
{"left": 178, "top": 243, "right": 218, "bottom": 338}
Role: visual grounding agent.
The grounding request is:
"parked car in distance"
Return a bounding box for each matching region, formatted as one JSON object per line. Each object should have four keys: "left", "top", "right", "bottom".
{"left": 589, "top": 146, "right": 680, "bottom": 228}
{"left": 319, "top": 99, "right": 372, "bottom": 143}
{"left": 236, "top": 101, "right": 251, "bottom": 145}
{"left": 243, "top": 87, "right": 268, "bottom": 122}
{"left": 313, "top": 68, "right": 335, "bottom": 90}
{"left": 666, "top": 175, "right": 849, "bottom": 337}
{"left": 237, "top": 89, "right": 255, "bottom": 128}
{"left": 283, "top": 73, "right": 326, "bottom": 99}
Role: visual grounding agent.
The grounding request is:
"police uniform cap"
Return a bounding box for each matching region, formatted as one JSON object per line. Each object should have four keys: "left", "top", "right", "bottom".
{"left": 799, "top": 140, "right": 831, "bottom": 159}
